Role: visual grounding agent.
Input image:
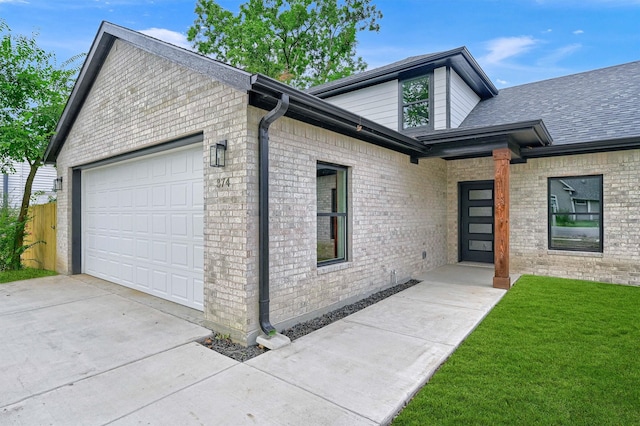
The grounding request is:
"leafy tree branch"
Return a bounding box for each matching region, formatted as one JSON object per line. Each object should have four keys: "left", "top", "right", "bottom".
{"left": 187, "top": 0, "right": 382, "bottom": 89}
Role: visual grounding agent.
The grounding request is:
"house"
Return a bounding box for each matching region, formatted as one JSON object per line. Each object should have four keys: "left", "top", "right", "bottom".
{"left": 44, "top": 22, "right": 640, "bottom": 345}
{"left": 2, "top": 162, "right": 57, "bottom": 208}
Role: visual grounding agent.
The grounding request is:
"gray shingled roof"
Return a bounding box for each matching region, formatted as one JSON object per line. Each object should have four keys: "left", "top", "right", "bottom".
{"left": 461, "top": 61, "right": 640, "bottom": 145}
{"left": 307, "top": 52, "right": 448, "bottom": 94}
{"left": 559, "top": 177, "right": 601, "bottom": 201}
{"left": 308, "top": 47, "right": 498, "bottom": 99}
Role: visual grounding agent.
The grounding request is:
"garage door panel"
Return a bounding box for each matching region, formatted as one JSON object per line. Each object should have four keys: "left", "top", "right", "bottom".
{"left": 193, "top": 279, "right": 204, "bottom": 307}
{"left": 171, "top": 243, "right": 189, "bottom": 267}
{"left": 135, "top": 188, "right": 149, "bottom": 207}
{"left": 152, "top": 214, "right": 167, "bottom": 235}
{"left": 121, "top": 214, "right": 133, "bottom": 232}
{"left": 193, "top": 245, "right": 204, "bottom": 272}
{"left": 171, "top": 152, "right": 188, "bottom": 174}
{"left": 134, "top": 214, "right": 149, "bottom": 233}
{"left": 152, "top": 271, "right": 168, "bottom": 294}
{"left": 193, "top": 214, "right": 204, "bottom": 240}
{"left": 171, "top": 214, "right": 188, "bottom": 237}
{"left": 120, "top": 189, "right": 133, "bottom": 208}
{"left": 83, "top": 145, "right": 204, "bottom": 311}
{"left": 121, "top": 237, "right": 134, "bottom": 256}
{"left": 121, "top": 263, "right": 134, "bottom": 284}
{"left": 171, "top": 274, "right": 189, "bottom": 300}
{"left": 135, "top": 239, "right": 149, "bottom": 259}
{"left": 170, "top": 183, "right": 188, "bottom": 207}
{"left": 193, "top": 181, "right": 203, "bottom": 208}
{"left": 136, "top": 266, "right": 150, "bottom": 288}
{"left": 152, "top": 185, "right": 166, "bottom": 207}
{"left": 152, "top": 241, "right": 167, "bottom": 262}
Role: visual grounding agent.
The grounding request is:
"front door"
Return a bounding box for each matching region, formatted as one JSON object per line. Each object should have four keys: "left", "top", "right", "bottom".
{"left": 459, "top": 181, "right": 494, "bottom": 263}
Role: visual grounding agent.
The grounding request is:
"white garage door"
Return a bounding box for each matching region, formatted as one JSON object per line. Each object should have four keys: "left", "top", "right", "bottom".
{"left": 82, "top": 145, "right": 204, "bottom": 311}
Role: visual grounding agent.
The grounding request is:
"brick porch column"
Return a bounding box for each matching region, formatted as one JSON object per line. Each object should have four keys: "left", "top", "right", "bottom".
{"left": 493, "top": 148, "right": 511, "bottom": 289}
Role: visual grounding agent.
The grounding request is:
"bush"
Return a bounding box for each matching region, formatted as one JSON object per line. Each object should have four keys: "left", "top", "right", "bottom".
{"left": 0, "top": 206, "right": 28, "bottom": 271}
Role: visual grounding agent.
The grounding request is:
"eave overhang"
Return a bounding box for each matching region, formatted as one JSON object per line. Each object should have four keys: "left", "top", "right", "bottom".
{"left": 44, "top": 21, "right": 253, "bottom": 164}
{"left": 249, "top": 75, "right": 431, "bottom": 158}
{"left": 417, "top": 120, "right": 553, "bottom": 161}
{"left": 523, "top": 135, "right": 640, "bottom": 158}
{"left": 45, "top": 22, "right": 639, "bottom": 167}
{"left": 308, "top": 47, "right": 498, "bottom": 100}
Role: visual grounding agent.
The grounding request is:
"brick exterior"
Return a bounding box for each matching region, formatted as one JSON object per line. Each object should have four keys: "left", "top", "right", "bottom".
{"left": 55, "top": 40, "right": 255, "bottom": 342}
{"left": 448, "top": 150, "right": 640, "bottom": 286}
{"left": 243, "top": 107, "right": 448, "bottom": 343}
{"left": 56, "top": 36, "right": 640, "bottom": 347}
{"left": 55, "top": 40, "right": 449, "bottom": 345}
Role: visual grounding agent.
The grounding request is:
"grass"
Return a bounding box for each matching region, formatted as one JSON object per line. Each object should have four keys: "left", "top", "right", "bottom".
{"left": 0, "top": 268, "right": 57, "bottom": 284}
{"left": 563, "top": 220, "right": 599, "bottom": 227}
{"left": 393, "top": 275, "right": 640, "bottom": 425}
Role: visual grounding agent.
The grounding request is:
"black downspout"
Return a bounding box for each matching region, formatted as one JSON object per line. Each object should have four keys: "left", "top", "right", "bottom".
{"left": 258, "top": 94, "right": 290, "bottom": 336}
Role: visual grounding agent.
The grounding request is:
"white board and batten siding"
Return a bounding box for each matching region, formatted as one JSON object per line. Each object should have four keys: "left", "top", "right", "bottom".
{"left": 433, "top": 67, "right": 448, "bottom": 130}
{"left": 2, "top": 162, "right": 57, "bottom": 207}
{"left": 324, "top": 80, "right": 399, "bottom": 131}
{"left": 434, "top": 67, "right": 481, "bottom": 130}
{"left": 450, "top": 69, "right": 481, "bottom": 128}
{"left": 82, "top": 145, "right": 205, "bottom": 311}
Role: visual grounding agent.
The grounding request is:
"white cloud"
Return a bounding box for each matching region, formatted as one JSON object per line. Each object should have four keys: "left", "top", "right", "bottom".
{"left": 496, "top": 78, "right": 508, "bottom": 85}
{"left": 543, "top": 28, "right": 553, "bottom": 33}
{"left": 537, "top": 43, "right": 582, "bottom": 66}
{"left": 482, "top": 36, "right": 538, "bottom": 65}
{"left": 139, "top": 28, "right": 192, "bottom": 50}
{"left": 0, "top": 0, "right": 29, "bottom": 3}
{"left": 573, "top": 29, "right": 585, "bottom": 34}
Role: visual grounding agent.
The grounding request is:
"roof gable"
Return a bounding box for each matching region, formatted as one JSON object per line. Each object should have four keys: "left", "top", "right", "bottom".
{"left": 45, "top": 22, "right": 432, "bottom": 164}
{"left": 307, "top": 47, "right": 498, "bottom": 99}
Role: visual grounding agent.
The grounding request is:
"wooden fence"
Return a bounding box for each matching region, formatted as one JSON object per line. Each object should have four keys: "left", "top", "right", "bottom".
{"left": 22, "top": 202, "right": 57, "bottom": 270}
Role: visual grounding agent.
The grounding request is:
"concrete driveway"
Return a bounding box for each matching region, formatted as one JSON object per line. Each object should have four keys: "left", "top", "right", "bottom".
{"left": 1, "top": 266, "right": 507, "bottom": 425}
{"left": 0, "top": 274, "right": 218, "bottom": 423}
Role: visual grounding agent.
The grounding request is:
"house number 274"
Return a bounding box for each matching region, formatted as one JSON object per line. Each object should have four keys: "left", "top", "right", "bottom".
{"left": 216, "top": 177, "right": 230, "bottom": 188}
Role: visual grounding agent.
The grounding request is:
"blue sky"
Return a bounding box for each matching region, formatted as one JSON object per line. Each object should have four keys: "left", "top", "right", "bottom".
{"left": 1, "top": 0, "right": 639, "bottom": 87}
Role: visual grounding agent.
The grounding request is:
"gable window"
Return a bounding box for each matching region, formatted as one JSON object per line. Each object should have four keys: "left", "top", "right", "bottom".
{"left": 548, "top": 175, "right": 603, "bottom": 252}
{"left": 401, "top": 75, "right": 430, "bottom": 130}
{"left": 317, "top": 163, "right": 348, "bottom": 265}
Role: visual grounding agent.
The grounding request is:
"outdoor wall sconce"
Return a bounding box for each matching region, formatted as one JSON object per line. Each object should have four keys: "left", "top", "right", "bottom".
{"left": 53, "top": 177, "right": 63, "bottom": 192}
{"left": 210, "top": 140, "right": 227, "bottom": 167}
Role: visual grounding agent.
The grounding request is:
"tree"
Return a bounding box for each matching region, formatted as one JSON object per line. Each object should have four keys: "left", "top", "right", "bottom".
{"left": 0, "top": 21, "right": 81, "bottom": 269}
{"left": 187, "top": 0, "right": 382, "bottom": 89}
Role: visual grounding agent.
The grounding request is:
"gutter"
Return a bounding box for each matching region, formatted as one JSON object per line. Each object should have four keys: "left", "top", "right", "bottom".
{"left": 258, "top": 93, "right": 290, "bottom": 336}
{"left": 417, "top": 120, "right": 552, "bottom": 146}
{"left": 522, "top": 135, "right": 640, "bottom": 158}
{"left": 250, "top": 74, "right": 429, "bottom": 158}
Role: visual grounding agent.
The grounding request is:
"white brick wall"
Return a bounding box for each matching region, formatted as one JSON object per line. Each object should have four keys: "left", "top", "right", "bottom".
{"left": 55, "top": 40, "right": 254, "bottom": 341}
{"left": 447, "top": 150, "right": 640, "bottom": 285}
{"left": 244, "top": 107, "right": 449, "bottom": 342}
{"left": 55, "top": 39, "right": 450, "bottom": 345}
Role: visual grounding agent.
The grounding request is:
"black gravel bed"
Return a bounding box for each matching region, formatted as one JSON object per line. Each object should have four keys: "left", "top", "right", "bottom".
{"left": 199, "top": 278, "right": 421, "bottom": 362}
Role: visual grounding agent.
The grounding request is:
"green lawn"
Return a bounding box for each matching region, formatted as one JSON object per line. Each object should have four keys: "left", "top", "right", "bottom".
{"left": 393, "top": 275, "right": 640, "bottom": 425}
{"left": 0, "top": 268, "right": 57, "bottom": 284}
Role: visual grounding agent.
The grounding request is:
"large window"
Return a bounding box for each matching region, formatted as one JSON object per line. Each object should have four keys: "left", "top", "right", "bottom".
{"left": 401, "top": 75, "right": 430, "bottom": 130}
{"left": 317, "top": 163, "right": 348, "bottom": 265}
{"left": 548, "top": 175, "right": 603, "bottom": 252}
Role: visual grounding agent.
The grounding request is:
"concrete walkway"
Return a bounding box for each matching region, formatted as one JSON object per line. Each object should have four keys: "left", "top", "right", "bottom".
{"left": 1, "top": 265, "right": 508, "bottom": 425}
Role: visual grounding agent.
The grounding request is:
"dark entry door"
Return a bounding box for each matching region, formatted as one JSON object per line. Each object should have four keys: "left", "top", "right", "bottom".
{"left": 460, "top": 181, "right": 494, "bottom": 263}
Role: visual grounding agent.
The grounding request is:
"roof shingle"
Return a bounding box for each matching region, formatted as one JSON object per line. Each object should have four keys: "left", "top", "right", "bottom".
{"left": 461, "top": 61, "right": 640, "bottom": 145}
